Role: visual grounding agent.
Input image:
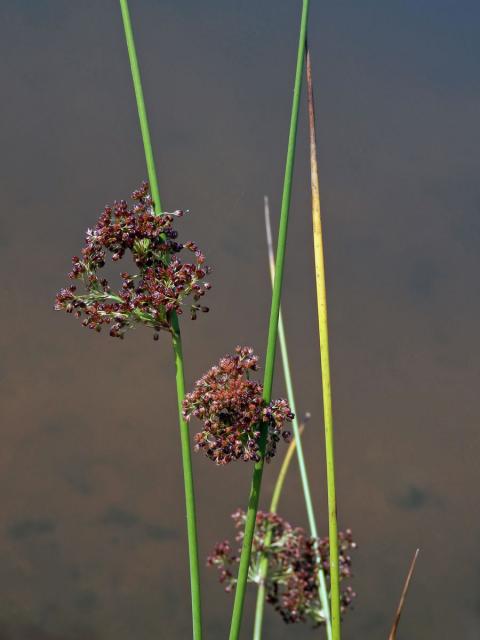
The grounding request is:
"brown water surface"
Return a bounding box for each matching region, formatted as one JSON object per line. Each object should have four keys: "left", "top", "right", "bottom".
{"left": 1, "top": 1, "right": 479, "bottom": 638}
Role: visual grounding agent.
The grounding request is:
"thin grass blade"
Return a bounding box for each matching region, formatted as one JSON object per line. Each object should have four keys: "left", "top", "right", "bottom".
{"left": 388, "top": 549, "right": 420, "bottom": 640}
{"left": 306, "top": 44, "right": 341, "bottom": 639}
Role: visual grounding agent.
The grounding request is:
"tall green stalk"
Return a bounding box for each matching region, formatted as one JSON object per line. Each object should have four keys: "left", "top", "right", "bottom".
{"left": 119, "top": 2, "right": 202, "bottom": 638}
{"left": 228, "top": 2, "right": 310, "bottom": 638}
{"left": 170, "top": 314, "right": 203, "bottom": 640}
{"left": 250, "top": 197, "right": 331, "bottom": 640}
{"left": 306, "top": 45, "right": 340, "bottom": 640}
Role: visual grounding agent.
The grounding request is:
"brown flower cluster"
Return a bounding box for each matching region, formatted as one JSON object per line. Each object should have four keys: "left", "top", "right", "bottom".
{"left": 55, "top": 182, "right": 211, "bottom": 339}
{"left": 183, "top": 347, "right": 293, "bottom": 464}
{"left": 207, "top": 509, "right": 357, "bottom": 626}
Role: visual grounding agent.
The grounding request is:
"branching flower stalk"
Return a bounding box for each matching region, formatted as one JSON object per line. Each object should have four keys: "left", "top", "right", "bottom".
{"left": 306, "top": 44, "right": 341, "bottom": 640}
{"left": 251, "top": 198, "right": 332, "bottom": 640}
{"left": 228, "top": 1, "right": 310, "bottom": 637}
{"left": 119, "top": 1, "right": 202, "bottom": 637}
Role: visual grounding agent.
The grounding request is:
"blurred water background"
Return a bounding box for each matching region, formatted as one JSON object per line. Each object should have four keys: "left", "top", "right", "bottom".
{"left": 1, "top": 1, "right": 480, "bottom": 638}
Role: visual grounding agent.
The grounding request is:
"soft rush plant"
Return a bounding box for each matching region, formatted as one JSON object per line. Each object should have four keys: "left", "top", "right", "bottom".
{"left": 205, "top": 196, "right": 357, "bottom": 638}
{"left": 56, "top": 1, "right": 206, "bottom": 637}
{"left": 119, "top": 3, "right": 204, "bottom": 636}
{"left": 55, "top": 1, "right": 354, "bottom": 637}
{"left": 228, "top": 1, "right": 311, "bottom": 637}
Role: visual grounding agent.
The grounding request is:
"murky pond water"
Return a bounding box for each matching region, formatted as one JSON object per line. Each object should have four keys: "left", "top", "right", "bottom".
{"left": 1, "top": 1, "right": 479, "bottom": 638}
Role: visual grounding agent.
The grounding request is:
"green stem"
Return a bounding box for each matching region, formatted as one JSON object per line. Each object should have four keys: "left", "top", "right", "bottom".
{"left": 228, "top": 2, "right": 310, "bottom": 638}
{"left": 253, "top": 424, "right": 302, "bottom": 640}
{"left": 119, "top": 0, "right": 161, "bottom": 212}
{"left": 306, "top": 45, "right": 340, "bottom": 640}
{"left": 171, "top": 314, "right": 203, "bottom": 640}
{"left": 251, "top": 197, "right": 332, "bottom": 640}
{"left": 119, "top": 2, "right": 202, "bottom": 638}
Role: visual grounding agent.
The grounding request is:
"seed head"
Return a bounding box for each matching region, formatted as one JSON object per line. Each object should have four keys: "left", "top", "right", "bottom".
{"left": 207, "top": 510, "right": 357, "bottom": 625}
{"left": 55, "top": 182, "right": 211, "bottom": 339}
{"left": 183, "top": 347, "right": 293, "bottom": 464}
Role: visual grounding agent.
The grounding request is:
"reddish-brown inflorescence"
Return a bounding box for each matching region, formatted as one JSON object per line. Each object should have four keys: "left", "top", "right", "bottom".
{"left": 55, "top": 182, "right": 211, "bottom": 339}
{"left": 182, "top": 347, "right": 294, "bottom": 465}
{"left": 207, "top": 509, "right": 357, "bottom": 626}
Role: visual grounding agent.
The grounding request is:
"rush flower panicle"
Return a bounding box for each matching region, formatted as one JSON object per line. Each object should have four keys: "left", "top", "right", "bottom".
{"left": 182, "top": 347, "right": 294, "bottom": 465}
{"left": 208, "top": 509, "right": 357, "bottom": 626}
{"left": 54, "top": 182, "right": 211, "bottom": 339}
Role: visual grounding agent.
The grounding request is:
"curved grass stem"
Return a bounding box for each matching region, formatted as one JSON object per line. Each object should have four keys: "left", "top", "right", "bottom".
{"left": 119, "top": 2, "right": 202, "bottom": 637}
{"left": 228, "top": 2, "right": 310, "bottom": 638}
